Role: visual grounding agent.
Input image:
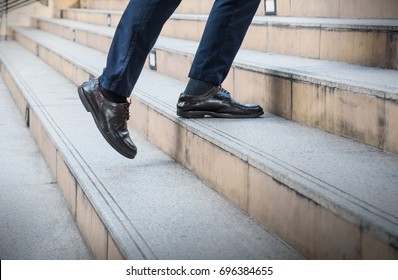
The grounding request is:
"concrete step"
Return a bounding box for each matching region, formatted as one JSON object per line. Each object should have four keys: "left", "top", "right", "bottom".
{"left": 58, "top": 8, "right": 398, "bottom": 69}
{"left": 77, "top": 0, "right": 266, "bottom": 15}
{"left": 4, "top": 27, "right": 398, "bottom": 259}
{"left": 79, "top": 0, "right": 129, "bottom": 11}
{"left": 162, "top": 15, "right": 398, "bottom": 69}
{"left": 77, "top": 0, "right": 398, "bottom": 19}
{"left": 0, "top": 74, "right": 92, "bottom": 260}
{"left": 60, "top": 7, "right": 123, "bottom": 28}
{"left": 0, "top": 40, "right": 301, "bottom": 260}
{"left": 21, "top": 19, "right": 398, "bottom": 154}
{"left": 276, "top": 0, "right": 398, "bottom": 19}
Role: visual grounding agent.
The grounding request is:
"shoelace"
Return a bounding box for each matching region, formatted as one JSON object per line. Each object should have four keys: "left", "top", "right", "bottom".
{"left": 218, "top": 86, "right": 232, "bottom": 99}
{"left": 121, "top": 101, "right": 130, "bottom": 121}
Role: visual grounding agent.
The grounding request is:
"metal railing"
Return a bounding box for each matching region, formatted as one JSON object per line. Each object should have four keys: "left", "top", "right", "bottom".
{"left": 0, "top": 0, "right": 41, "bottom": 17}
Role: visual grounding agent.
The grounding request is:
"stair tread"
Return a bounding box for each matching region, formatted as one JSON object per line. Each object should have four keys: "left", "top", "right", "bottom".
{"left": 7, "top": 27, "right": 398, "bottom": 243}
{"left": 253, "top": 16, "right": 398, "bottom": 30}
{"left": 62, "top": 8, "right": 398, "bottom": 30}
{"left": 30, "top": 17, "right": 398, "bottom": 98}
{"left": 170, "top": 14, "right": 398, "bottom": 30}
{"left": 0, "top": 40, "right": 302, "bottom": 260}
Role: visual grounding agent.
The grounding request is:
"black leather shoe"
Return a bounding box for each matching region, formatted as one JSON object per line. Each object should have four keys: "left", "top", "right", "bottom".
{"left": 78, "top": 79, "right": 137, "bottom": 159}
{"left": 177, "top": 86, "right": 264, "bottom": 118}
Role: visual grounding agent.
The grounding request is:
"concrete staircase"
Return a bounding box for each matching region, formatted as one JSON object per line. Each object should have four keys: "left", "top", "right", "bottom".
{"left": 0, "top": 74, "right": 92, "bottom": 260}
{"left": 0, "top": 0, "right": 397, "bottom": 259}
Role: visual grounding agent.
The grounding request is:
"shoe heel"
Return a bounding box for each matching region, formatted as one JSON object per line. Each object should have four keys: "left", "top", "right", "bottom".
{"left": 78, "top": 87, "right": 91, "bottom": 113}
{"left": 177, "top": 109, "right": 205, "bottom": 118}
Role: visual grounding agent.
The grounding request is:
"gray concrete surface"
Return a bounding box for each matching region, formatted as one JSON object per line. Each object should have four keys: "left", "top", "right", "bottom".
{"left": 0, "top": 76, "right": 91, "bottom": 260}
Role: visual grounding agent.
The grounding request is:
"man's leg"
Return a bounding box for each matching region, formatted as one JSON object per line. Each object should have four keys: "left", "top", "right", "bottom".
{"left": 177, "top": 0, "right": 264, "bottom": 118}
{"left": 99, "top": 0, "right": 182, "bottom": 98}
{"left": 189, "top": 0, "right": 261, "bottom": 85}
{"left": 78, "top": 0, "right": 181, "bottom": 159}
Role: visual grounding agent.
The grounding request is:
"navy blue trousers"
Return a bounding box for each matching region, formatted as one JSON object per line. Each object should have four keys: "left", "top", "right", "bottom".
{"left": 98, "top": 0, "right": 261, "bottom": 97}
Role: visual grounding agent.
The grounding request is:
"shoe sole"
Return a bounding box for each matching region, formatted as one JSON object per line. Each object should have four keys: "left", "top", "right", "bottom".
{"left": 176, "top": 109, "right": 264, "bottom": 119}
{"left": 78, "top": 86, "right": 136, "bottom": 159}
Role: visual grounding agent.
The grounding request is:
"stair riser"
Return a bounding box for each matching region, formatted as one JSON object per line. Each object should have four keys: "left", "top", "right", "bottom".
{"left": 33, "top": 19, "right": 73, "bottom": 40}
{"left": 78, "top": 0, "right": 265, "bottom": 15}
{"left": 175, "top": 0, "right": 220, "bottom": 15}
{"left": 0, "top": 62, "right": 125, "bottom": 260}
{"left": 28, "top": 20, "right": 398, "bottom": 154}
{"left": 32, "top": 18, "right": 113, "bottom": 53}
{"left": 9, "top": 29, "right": 398, "bottom": 259}
{"left": 79, "top": 0, "right": 398, "bottom": 19}
{"left": 161, "top": 19, "right": 398, "bottom": 69}
{"left": 277, "top": 0, "right": 398, "bottom": 19}
{"left": 175, "top": 0, "right": 266, "bottom": 15}
{"left": 59, "top": 10, "right": 398, "bottom": 69}
{"left": 61, "top": 9, "right": 122, "bottom": 28}
{"left": 79, "top": 0, "right": 128, "bottom": 11}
